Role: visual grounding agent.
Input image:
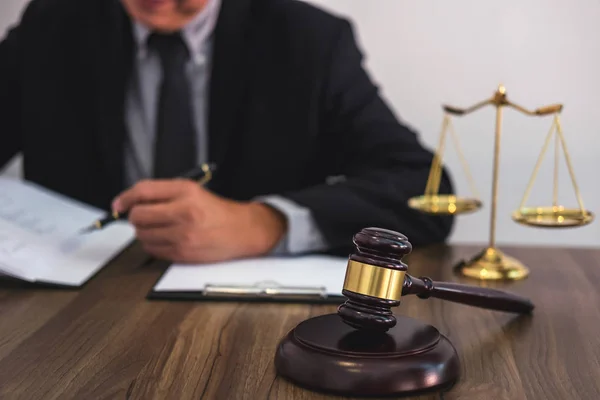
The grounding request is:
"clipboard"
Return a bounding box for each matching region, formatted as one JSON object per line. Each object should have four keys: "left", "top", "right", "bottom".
{"left": 147, "top": 255, "right": 349, "bottom": 304}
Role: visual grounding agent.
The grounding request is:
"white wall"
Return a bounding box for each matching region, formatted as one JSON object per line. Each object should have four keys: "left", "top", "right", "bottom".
{"left": 0, "top": 0, "right": 25, "bottom": 32}
{"left": 1, "top": 0, "right": 598, "bottom": 248}
{"left": 304, "top": 0, "right": 600, "bottom": 249}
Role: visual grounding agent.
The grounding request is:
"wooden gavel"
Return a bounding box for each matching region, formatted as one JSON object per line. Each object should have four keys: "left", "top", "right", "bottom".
{"left": 338, "top": 227, "right": 534, "bottom": 331}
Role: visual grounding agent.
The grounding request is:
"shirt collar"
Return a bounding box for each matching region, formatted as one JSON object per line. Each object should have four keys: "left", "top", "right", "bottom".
{"left": 132, "top": 0, "right": 222, "bottom": 64}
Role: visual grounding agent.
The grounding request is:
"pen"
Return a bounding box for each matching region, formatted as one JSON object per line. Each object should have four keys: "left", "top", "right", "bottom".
{"left": 80, "top": 163, "right": 216, "bottom": 233}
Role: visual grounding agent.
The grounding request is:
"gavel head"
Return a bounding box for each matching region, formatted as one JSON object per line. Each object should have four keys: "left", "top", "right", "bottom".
{"left": 337, "top": 227, "right": 412, "bottom": 332}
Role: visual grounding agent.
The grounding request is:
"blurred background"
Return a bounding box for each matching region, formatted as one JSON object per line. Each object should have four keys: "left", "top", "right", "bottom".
{"left": 1, "top": 0, "right": 598, "bottom": 247}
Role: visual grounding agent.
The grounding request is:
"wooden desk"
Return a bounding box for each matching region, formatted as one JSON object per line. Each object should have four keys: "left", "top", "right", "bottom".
{"left": 0, "top": 243, "right": 598, "bottom": 399}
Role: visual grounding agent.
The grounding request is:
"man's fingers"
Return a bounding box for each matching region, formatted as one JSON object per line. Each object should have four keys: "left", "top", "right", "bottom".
{"left": 128, "top": 203, "right": 177, "bottom": 228}
{"left": 112, "top": 179, "right": 195, "bottom": 212}
{"left": 135, "top": 225, "right": 179, "bottom": 245}
{"left": 129, "top": 198, "right": 206, "bottom": 229}
{"left": 141, "top": 242, "right": 229, "bottom": 264}
{"left": 141, "top": 242, "right": 195, "bottom": 263}
{"left": 141, "top": 243, "right": 177, "bottom": 261}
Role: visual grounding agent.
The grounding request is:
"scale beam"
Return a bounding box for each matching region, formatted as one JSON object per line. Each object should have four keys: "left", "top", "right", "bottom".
{"left": 443, "top": 85, "right": 564, "bottom": 117}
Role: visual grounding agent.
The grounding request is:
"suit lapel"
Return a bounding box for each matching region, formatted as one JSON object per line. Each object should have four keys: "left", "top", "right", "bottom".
{"left": 88, "top": 0, "right": 134, "bottom": 197}
{"left": 208, "top": 0, "right": 254, "bottom": 180}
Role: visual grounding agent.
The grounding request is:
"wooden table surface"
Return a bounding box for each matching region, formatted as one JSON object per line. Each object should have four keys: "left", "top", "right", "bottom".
{"left": 0, "top": 242, "right": 599, "bottom": 400}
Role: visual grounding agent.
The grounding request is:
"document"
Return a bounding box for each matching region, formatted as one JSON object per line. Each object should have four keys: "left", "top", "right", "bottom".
{"left": 151, "top": 255, "right": 349, "bottom": 302}
{"left": 0, "top": 177, "right": 135, "bottom": 287}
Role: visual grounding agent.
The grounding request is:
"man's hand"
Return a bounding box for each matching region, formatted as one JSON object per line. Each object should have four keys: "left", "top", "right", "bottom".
{"left": 112, "top": 179, "right": 287, "bottom": 263}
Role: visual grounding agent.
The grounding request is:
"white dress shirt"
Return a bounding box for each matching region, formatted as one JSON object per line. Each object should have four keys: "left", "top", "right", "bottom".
{"left": 123, "top": 0, "right": 328, "bottom": 254}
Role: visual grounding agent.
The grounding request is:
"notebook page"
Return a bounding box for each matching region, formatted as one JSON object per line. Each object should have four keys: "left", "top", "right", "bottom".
{"left": 153, "top": 255, "right": 349, "bottom": 295}
{"left": 0, "top": 233, "right": 48, "bottom": 281}
{"left": 0, "top": 177, "right": 135, "bottom": 286}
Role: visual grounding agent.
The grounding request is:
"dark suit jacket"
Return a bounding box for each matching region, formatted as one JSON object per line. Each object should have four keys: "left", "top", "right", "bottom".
{"left": 0, "top": 0, "right": 455, "bottom": 252}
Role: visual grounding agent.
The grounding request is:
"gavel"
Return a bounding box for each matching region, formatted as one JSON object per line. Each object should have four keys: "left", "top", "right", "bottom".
{"left": 337, "top": 227, "right": 534, "bottom": 332}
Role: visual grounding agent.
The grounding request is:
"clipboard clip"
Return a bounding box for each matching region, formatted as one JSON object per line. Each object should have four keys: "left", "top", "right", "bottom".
{"left": 203, "top": 280, "right": 328, "bottom": 300}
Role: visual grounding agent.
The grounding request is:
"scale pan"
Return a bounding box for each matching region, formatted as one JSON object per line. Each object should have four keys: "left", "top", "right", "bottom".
{"left": 408, "top": 195, "right": 482, "bottom": 215}
{"left": 512, "top": 206, "right": 594, "bottom": 228}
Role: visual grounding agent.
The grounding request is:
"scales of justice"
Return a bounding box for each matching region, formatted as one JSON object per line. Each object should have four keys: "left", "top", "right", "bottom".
{"left": 408, "top": 84, "right": 594, "bottom": 280}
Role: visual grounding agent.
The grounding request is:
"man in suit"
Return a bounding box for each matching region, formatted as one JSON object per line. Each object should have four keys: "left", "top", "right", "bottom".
{"left": 0, "top": 0, "right": 455, "bottom": 263}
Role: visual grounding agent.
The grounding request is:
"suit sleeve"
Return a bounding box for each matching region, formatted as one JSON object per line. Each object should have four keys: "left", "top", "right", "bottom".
{"left": 0, "top": 24, "right": 23, "bottom": 170}
{"left": 283, "top": 19, "right": 455, "bottom": 251}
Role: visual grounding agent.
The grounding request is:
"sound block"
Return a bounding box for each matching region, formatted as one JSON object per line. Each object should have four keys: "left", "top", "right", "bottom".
{"left": 275, "top": 314, "right": 460, "bottom": 397}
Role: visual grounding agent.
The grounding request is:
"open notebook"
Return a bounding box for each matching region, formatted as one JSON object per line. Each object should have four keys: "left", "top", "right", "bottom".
{"left": 149, "top": 255, "right": 350, "bottom": 303}
{"left": 0, "top": 177, "right": 135, "bottom": 287}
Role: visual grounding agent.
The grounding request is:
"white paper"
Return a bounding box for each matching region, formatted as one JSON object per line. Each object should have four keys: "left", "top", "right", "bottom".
{"left": 0, "top": 177, "right": 135, "bottom": 286}
{"left": 153, "top": 255, "right": 349, "bottom": 296}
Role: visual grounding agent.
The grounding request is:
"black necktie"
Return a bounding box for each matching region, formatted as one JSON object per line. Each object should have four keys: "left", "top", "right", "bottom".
{"left": 148, "top": 32, "right": 197, "bottom": 179}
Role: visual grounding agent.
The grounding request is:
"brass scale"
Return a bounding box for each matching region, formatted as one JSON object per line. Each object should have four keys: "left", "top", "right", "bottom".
{"left": 409, "top": 84, "right": 594, "bottom": 281}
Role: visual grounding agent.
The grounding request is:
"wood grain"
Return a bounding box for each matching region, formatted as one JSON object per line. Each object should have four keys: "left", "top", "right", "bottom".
{"left": 0, "top": 242, "right": 598, "bottom": 400}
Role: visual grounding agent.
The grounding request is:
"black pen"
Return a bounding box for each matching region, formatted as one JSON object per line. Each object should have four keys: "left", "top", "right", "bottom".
{"left": 80, "top": 163, "right": 216, "bottom": 233}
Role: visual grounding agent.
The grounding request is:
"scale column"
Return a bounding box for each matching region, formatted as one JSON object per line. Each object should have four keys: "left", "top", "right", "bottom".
{"left": 455, "top": 85, "right": 530, "bottom": 281}
{"left": 489, "top": 99, "right": 503, "bottom": 249}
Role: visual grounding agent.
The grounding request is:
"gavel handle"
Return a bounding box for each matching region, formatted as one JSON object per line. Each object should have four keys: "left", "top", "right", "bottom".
{"left": 403, "top": 275, "right": 534, "bottom": 314}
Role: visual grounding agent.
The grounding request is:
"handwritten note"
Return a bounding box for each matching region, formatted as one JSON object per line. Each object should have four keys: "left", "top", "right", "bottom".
{"left": 0, "top": 177, "right": 135, "bottom": 286}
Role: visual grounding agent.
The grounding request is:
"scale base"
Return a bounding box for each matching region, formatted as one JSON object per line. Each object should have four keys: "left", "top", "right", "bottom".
{"left": 274, "top": 314, "right": 459, "bottom": 398}
{"left": 455, "top": 247, "right": 529, "bottom": 281}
